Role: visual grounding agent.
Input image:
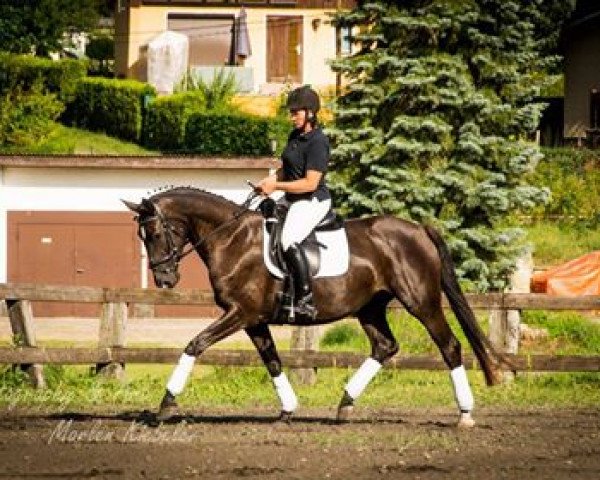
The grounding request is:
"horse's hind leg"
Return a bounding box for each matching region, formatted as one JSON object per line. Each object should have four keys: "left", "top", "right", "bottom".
{"left": 408, "top": 302, "right": 475, "bottom": 428}
{"left": 246, "top": 322, "right": 297, "bottom": 422}
{"left": 337, "top": 295, "right": 398, "bottom": 422}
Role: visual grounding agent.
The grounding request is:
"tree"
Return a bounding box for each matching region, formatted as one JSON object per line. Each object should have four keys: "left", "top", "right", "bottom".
{"left": 329, "top": 0, "right": 576, "bottom": 291}
{"left": 0, "top": 0, "right": 100, "bottom": 57}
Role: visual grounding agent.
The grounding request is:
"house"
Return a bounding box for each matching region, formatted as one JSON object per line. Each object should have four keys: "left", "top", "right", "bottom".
{"left": 115, "top": 0, "right": 357, "bottom": 94}
{"left": 563, "top": 0, "right": 600, "bottom": 143}
{"left": 0, "top": 156, "right": 275, "bottom": 317}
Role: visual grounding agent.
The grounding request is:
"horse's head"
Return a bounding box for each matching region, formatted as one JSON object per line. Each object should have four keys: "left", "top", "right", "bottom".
{"left": 123, "top": 198, "right": 185, "bottom": 288}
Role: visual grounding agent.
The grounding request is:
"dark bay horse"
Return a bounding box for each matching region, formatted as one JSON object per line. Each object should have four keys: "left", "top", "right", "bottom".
{"left": 124, "top": 187, "right": 504, "bottom": 427}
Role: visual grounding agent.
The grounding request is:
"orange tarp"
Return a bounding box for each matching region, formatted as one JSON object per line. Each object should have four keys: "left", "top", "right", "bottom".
{"left": 531, "top": 251, "right": 600, "bottom": 296}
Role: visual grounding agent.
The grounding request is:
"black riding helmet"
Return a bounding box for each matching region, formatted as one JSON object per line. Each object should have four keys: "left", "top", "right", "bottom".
{"left": 286, "top": 86, "right": 320, "bottom": 116}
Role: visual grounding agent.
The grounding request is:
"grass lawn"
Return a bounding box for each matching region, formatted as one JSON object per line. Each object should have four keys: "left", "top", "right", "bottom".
{"left": 0, "top": 124, "right": 158, "bottom": 155}
{"left": 1, "top": 309, "right": 598, "bottom": 411}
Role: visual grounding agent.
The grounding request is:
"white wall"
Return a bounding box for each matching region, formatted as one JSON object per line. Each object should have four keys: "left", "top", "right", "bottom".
{"left": 0, "top": 166, "right": 270, "bottom": 283}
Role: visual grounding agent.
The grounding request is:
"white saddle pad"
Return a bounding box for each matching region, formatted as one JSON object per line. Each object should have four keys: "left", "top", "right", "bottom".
{"left": 262, "top": 224, "right": 350, "bottom": 279}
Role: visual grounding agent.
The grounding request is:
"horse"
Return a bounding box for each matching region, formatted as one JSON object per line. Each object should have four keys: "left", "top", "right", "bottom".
{"left": 123, "top": 186, "right": 506, "bottom": 428}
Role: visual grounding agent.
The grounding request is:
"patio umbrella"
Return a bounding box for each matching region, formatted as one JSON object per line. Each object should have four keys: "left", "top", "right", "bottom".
{"left": 235, "top": 7, "right": 252, "bottom": 58}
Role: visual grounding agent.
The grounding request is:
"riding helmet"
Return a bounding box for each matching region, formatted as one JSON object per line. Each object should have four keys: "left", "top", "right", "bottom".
{"left": 286, "top": 85, "right": 320, "bottom": 115}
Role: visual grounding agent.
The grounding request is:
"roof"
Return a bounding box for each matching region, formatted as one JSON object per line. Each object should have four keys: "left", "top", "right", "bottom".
{"left": 0, "top": 155, "right": 278, "bottom": 170}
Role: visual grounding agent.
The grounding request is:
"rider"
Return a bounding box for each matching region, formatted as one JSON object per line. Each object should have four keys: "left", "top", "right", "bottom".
{"left": 256, "top": 85, "right": 332, "bottom": 320}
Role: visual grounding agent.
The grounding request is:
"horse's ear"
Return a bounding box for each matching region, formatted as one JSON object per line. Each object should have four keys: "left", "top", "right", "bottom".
{"left": 141, "top": 198, "right": 157, "bottom": 214}
{"left": 122, "top": 199, "right": 142, "bottom": 213}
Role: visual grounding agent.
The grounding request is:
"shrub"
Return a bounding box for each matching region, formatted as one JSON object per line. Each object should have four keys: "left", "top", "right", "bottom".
{"left": 176, "top": 68, "right": 238, "bottom": 111}
{"left": 0, "top": 53, "right": 87, "bottom": 103}
{"left": 85, "top": 35, "right": 115, "bottom": 77}
{"left": 185, "top": 112, "right": 288, "bottom": 156}
{"left": 69, "top": 77, "right": 155, "bottom": 142}
{"left": 0, "top": 84, "right": 64, "bottom": 147}
{"left": 143, "top": 91, "right": 205, "bottom": 151}
{"left": 529, "top": 148, "right": 600, "bottom": 224}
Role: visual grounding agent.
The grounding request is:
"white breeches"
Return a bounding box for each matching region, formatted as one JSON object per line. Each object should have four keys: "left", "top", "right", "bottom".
{"left": 280, "top": 197, "right": 331, "bottom": 251}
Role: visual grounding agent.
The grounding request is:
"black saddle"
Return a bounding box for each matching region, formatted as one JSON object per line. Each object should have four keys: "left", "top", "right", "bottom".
{"left": 259, "top": 198, "right": 344, "bottom": 277}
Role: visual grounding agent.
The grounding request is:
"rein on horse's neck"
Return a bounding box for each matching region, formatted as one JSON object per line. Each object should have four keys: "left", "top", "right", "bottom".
{"left": 153, "top": 189, "right": 249, "bottom": 252}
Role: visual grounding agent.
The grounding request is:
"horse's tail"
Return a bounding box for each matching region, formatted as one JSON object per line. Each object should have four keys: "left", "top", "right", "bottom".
{"left": 424, "top": 225, "right": 507, "bottom": 386}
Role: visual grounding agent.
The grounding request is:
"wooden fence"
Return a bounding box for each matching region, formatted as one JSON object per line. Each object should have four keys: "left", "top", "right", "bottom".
{"left": 1, "top": 283, "right": 599, "bottom": 388}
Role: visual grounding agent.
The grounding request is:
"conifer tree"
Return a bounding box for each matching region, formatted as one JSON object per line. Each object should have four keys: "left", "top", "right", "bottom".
{"left": 329, "top": 0, "right": 575, "bottom": 290}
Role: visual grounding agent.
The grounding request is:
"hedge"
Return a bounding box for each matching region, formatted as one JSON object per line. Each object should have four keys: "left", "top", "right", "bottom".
{"left": 143, "top": 91, "right": 205, "bottom": 151}
{"left": 0, "top": 53, "right": 86, "bottom": 102}
{"left": 185, "top": 112, "right": 289, "bottom": 156}
{"left": 69, "top": 77, "right": 155, "bottom": 142}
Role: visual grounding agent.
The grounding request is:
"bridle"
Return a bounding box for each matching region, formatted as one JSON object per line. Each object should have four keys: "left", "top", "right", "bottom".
{"left": 138, "top": 190, "right": 261, "bottom": 272}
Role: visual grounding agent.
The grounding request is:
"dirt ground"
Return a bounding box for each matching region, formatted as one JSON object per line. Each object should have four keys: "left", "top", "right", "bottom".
{"left": 0, "top": 406, "right": 598, "bottom": 479}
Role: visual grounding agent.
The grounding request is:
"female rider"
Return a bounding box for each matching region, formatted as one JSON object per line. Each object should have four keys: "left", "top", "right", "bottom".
{"left": 256, "top": 86, "right": 331, "bottom": 320}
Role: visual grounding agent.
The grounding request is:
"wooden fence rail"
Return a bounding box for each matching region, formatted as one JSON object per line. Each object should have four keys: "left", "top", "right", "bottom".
{"left": 1, "top": 283, "right": 599, "bottom": 388}
{"left": 1, "top": 283, "right": 600, "bottom": 310}
{"left": 0, "top": 347, "right": 598, "bottom": 372}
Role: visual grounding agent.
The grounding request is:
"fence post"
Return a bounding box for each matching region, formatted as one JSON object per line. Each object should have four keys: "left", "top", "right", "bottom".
{"left": 96, "top": 302, "right": 127, "bottom": 380}
{"left": 489, "top": 251, "right": 533, "bottom": 382}
{"left": 6, "top": 299, "right": 46, "bottom": 389}
{"left": 290, "top": 326, "right": 319, "bottom": 385}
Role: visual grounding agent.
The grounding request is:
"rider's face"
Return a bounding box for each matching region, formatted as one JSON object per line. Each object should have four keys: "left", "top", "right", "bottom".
{"left": 290, "top": 109, "right": 308, "bottom": 129}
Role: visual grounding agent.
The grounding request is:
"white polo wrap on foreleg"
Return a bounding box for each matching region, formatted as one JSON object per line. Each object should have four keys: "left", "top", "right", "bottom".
{"left": 272, "top": 372, "right": 298, "bottom": 413}
{"left": 166, "top": 353, "right": 196, "bottom": 395}
{"left": 345, "top": 357, "right": 382, "bottom": 400}
{"left": 450, "top": 365, "right": 474, "bottom": 412}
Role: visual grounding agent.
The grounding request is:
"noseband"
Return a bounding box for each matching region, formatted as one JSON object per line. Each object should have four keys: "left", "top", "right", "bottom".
{"left": 138, "top": 209, "right": 193, "bottom": 271}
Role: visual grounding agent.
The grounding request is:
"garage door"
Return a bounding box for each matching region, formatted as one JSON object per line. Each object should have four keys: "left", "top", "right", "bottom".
{"left": 8, "top": 212, "right": 140, "bottom": 317}
{"left": 8, "top": 211, "right": 220, "bottom": 318}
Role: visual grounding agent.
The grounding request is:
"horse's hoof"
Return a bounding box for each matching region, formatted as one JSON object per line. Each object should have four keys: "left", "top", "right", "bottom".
{"left": 457, "top": 412, "right": 475, "bottom": 429}
{"left": 156, "top": 404, "right": 178, "bottom": 422}
{"left": 336, "top": 405, "right": 354, "bottom": 423}
{"left": 277, "top": 411, "right": 294, "bottom": 424}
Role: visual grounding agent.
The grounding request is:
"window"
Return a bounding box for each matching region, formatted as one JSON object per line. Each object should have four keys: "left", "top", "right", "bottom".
{"left": 337, "top": 25, "right": 352, "bottom": 56}
{"left": 168, "top": 14, "right": 235, "bottom": 67}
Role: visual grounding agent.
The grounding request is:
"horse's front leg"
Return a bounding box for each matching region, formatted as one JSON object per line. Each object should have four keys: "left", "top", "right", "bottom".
{"left": 157, "top": 305, "right": 245, "bottom": 420}
{"left": 245, "top": 322, "right": 297, "bottom": 422}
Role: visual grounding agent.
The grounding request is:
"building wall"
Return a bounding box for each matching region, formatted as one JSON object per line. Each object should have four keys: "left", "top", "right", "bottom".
{"left": 0, "top": 164, "right": 272, "bottom": 285}
{"left": 564, "top": 20, "right": 600, "bottom": 139}
{"left": 116, "top": 4, "right": 339, "bottom": 91}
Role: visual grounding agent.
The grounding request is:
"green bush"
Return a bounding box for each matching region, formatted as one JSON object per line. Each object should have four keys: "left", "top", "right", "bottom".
{"left": 69, "top": 77, "right": 155, "bottom": 142}
{"left": 0, "top": 53, "right": 87, "bottom": 103}
{"left": 143, "top": 91, "right": 205, "bottom": 151}
{"left": 176, "top": 68, "right": 238, "bottom": 111}
{"left": 530, "top": 148, "right": 600, "bottom": 224}
{"left": 185, "top": 112, "right": 288, "bottom": 156}
{"left": 0, "top": 84, "right": 64, "bottom": 147}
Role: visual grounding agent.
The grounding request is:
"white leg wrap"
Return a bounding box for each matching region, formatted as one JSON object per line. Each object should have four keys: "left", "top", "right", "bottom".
{"left": 166, "top": 353, "right": 196, "bottom": 395}
{"left": 450, "top": 365, "right": 474, "bottom": 412}
{"left": 345, "top": 358, "right": 382, "bottom": 400}
{"left": 272, "top": 373, "right": 298, "bottom": 413}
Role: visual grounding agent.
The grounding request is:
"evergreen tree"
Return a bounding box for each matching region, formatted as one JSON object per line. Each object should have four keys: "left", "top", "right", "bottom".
{"left": 329, "top": 0, "right": 575, "bottom": 290}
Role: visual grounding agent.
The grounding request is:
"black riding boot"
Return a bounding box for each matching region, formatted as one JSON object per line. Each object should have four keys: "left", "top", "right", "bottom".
{"left": 283, "top": 243, "right": 317, "bottom": 320}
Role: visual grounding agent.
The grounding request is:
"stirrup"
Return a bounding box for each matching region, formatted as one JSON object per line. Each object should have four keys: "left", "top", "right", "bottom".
{"left": 295, "top": 293, "right": 317, "bottom": 320}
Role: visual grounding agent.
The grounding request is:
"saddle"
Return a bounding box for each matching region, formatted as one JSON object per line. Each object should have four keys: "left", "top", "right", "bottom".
{"left": 258, "top": 198, "right": 345, "bottom": 277}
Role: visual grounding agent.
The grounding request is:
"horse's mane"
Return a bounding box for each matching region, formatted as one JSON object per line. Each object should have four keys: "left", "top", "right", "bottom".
{"left": 149, "top": 185, "right": 244, "bottom": 211}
